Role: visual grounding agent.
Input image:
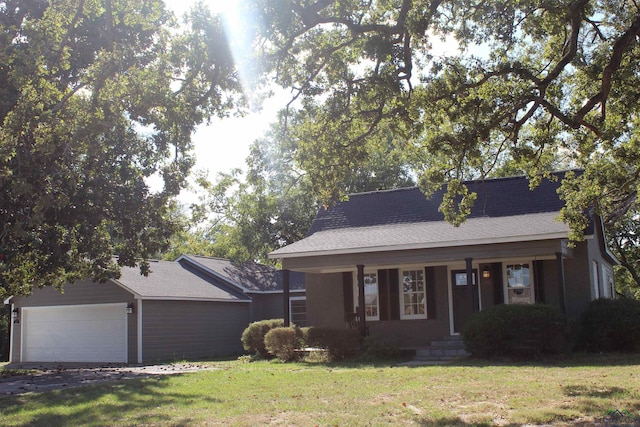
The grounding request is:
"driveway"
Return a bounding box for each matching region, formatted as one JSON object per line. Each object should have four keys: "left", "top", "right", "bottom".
{"left": 0, "top": 363, "right": 214, "bottom": 395}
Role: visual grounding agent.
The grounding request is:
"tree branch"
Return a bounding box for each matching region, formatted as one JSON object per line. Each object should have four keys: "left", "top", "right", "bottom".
{"left": 576, "top": 13, "right": 640, "bottom": 121}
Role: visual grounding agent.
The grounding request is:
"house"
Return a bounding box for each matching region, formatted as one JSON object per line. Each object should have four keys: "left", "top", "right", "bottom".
{"left": 5, "top": 256, "right": 305, "bottom": 364}
{"left": 269, "top": 173, "right": 617, "bottom": 348}
{"left": 175, "top": 255, "right": 307, "bottom": 326}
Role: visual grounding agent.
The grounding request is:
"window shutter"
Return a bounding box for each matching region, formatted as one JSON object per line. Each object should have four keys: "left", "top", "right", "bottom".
{"left": 378, "top": 269, "right": 390, "bottom": 321}
{"left": 492, "top": 262, "right": 504, "bottom": 305}
{"left": 533, "top": 260, "right": 545, "bottom": 303}
{"left": 388, "top": 268, "right": 400, "bottom": 320}
{"left": 425, "top": 266, "right": 437, "bottom": 319}
{"left": 342, "top": 272, "right": 354, "bottom": 319}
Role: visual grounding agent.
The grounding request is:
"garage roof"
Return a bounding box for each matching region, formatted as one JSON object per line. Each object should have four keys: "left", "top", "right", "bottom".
{"left": 179, "top": 255, "right": 305, "bottom": 293}
{"left": 114, "top": 260, "right": 250, "bottom": 302}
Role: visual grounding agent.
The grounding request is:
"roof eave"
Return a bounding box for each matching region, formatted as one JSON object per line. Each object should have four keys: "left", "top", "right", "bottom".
{"left": 176, "top": 254, "right": 254, "bottom": 293}
{"left": 136, "top": 296, "right": 250, "bottom": 303}
{"left": 269, "top": 231, "right": 571, "bottom": 259}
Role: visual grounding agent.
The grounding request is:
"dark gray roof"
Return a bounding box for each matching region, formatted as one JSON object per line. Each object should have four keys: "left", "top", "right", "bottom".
{"left": 271, "top": 212, "right": 569, "bottom": 257}
{"left": 308, "top": 173, "right": 569, "bottom": 235}
{"left": 270, "top": 172, "right": 585, "bottom": 259}
{"left": 115, "top": 260, "right": 249, "bottom": 301}
{"left": 178, "top": 255, "right": 306, "bottom": 292}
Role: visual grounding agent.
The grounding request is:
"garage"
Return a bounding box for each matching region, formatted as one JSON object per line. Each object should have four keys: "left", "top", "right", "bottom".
{"left": 21, "top": 303, "right": 128, "bottom": 363}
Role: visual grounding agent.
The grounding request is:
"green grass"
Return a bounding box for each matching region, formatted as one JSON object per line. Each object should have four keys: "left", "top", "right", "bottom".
{"left": 1, "top": 354, "right": 640, "bottom": 426}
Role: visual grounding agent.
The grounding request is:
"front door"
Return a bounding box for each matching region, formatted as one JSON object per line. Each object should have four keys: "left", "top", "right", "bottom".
{"left": 451, "top": 269, "right": 479, "bottom": 334}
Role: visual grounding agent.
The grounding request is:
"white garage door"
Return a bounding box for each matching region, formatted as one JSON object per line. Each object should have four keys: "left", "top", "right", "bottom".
{"left": 22, "top": 303, "right": 128, "bottom": 363}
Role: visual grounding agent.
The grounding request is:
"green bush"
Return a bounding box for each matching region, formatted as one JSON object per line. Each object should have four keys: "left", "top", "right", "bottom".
{"left": 462, "top": 304, "right": 568, "bottom": 359}
{"left": 241, "top": 319, "right": 285, "bottom": 358}
{"left": 0, "top": 305, "right": 9, "bottom": 362}
{"left": 264, "top": 327, "right": 302, "bottom": 362}
{"left": 577, "top": 298, "right": 640, "bottom": 352}
{"left": 303, "top": 327, "right": 360, "bottom": 360}
{"left": 359, "top": 336, "right": 402, "bottom": 361}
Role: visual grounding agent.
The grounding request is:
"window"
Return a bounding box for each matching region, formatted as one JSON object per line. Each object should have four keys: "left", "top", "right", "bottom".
{"left": 400, "top": 269, "right": 427, "bottom": 319}
{"left": 290, "top": 297, "right": 307, "bottom": 326}
{"left": 603, "top": 266, "right": 615, "bottom": 299}
{"left": 592, "top": 261, "right": 600, "bottom": 299}
{"left": 353, "top": 272, "right": 379, "bottom": 321}
{"left": 505, "top": 263, "right": 534, "bottom": 304}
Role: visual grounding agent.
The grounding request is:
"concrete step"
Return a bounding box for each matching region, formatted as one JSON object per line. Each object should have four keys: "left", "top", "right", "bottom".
{"left": 430, "top": 339, "right": 465, "bottom": 348}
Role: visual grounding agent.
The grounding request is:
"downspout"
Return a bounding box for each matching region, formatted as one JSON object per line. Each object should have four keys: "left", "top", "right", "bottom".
{"left": 8, "top": 303, "right": 15, "bottom": 363}
{"left": 357, "top": 264, "right": 366, "bottom": 337}
{"left": 136, "top": 297, "right": 143, "bottom": 364}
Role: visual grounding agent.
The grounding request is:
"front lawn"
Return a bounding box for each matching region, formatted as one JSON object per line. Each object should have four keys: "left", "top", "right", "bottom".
{"left": 1, "top": 354, "right": 640, "bottom": 426}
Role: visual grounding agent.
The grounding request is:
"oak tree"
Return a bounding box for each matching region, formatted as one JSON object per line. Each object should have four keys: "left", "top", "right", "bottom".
{"left": 0, "top": 0, "right": 244, "bottom": 298}
{"left": 247, "top": 0, "right": 640, "bottom": 237}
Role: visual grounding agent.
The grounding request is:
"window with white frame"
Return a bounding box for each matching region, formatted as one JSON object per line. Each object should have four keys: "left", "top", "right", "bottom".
{"left": 400, "top": 269, "right": 427, "bottom": 319}
{"left": 290, "top": 297, "right": 307, "bottom": 326}
{"left": 603, "top": 266, "right": 615, "bottom": 299}
{"left": 353, "top": 272, "right": 379, "bottom": 321}
{"left": 505, "top": 263, "right": 534, "bottom": 304}
{"left": 592, "top": 261, "right": 600, "bottom": 299}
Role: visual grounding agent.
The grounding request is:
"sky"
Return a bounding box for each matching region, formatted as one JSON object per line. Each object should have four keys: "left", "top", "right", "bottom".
{"left": 163, "top": 0, "right": 287, "bottom": 202}
{"left": 161, "top": 0, "right": 458, "bottom": 202}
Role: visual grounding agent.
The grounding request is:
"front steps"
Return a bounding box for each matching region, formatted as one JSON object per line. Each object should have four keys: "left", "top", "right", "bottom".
{"left": 408, "top": 335, "right": 469, "bottom": 365}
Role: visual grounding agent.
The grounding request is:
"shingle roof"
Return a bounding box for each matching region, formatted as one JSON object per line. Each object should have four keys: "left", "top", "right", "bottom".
{"left": 179, "top": 255, "right": 306, "bottom": 292}
{"left": 272, "top": 212, "right": 569, "bottom": 257}
{"left": 115, "top": 260, "right": 249, "bottom": 301}
{"left": 270, "top": 172, "right": 582, "bottom": 259}
{"left": 308, "top": 173, "right": 568, "bottom": 235}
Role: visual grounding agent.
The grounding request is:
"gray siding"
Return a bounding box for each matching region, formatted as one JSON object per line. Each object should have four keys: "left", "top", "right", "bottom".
{"left": 368, "top": 266, "right": 450, "bottom": 346}
{"left": 10, "top": 280, "right": 136, "bottom": 363}
{"left": 141, "top": 300, "right": 249, "bottom": 362}
{"left": 306, "top": 273, "right": 345, "bottom": 328}
{"left": 247, "top": 293, "right": 299, "bottom": 322}
{"left": 306, "top": 267, "right": 451, "bottom": 347}
{"left": 11, "top": 279, "right": 134, "bottom": 307}
{"left": 540, "top": 259, "right": 561, "bottom": 307}
{"left": 9, "top": 318, "right": 20, "bottom": 364}
{"left": 564, "top": 240, "right": 593, "bottom": 319}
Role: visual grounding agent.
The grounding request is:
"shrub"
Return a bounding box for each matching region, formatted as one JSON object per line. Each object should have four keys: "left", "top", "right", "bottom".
{"left": 303, "top": 327, "right": 360, "bottom": 360}
{"left": 463, "top": 304, "right": 568, "bottom": 359}
{"left": 359, "top": 336, "right": 402, "bottom": 361}
{"left": 577, "top": 298, "right": 640, "bottom": 352}
{"left": 241, "top": 319, "right": 285, "bottom": 358}
{"left": 264, "top": 327, "right": 302, "bottom": 362}
{"left": 0, "top": 305, "right": 9, "bottom": 362}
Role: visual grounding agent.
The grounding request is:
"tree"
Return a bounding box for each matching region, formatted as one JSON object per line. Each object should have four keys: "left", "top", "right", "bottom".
{"left": 0, "top": 0, "right": 245, "bottom": 299}
{"left": 607, "top": 206, "right": 640, "bottom": 299}
{"left": 168, "top": 108, "right": 416, "bottom": 264}
{"left": 245, "top": 0, "right": 640, "bottom": 237}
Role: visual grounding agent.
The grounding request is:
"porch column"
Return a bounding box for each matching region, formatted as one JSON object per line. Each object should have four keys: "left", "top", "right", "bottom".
{"left": 283, "top": 269, "right": 290, "bottom": 327}
{"left": 465, "top": 257, "right": 476, "bottom": 312}
{"left": 555, "top": 252, "right": 567, "bottom": 313}
{"left": 357, "top": 264, "right": 366, "bottom": 337}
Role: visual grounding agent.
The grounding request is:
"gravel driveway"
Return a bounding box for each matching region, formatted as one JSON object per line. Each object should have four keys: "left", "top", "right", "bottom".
{"left": 0, "top": 363, "right": 214, "bottom": 395}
